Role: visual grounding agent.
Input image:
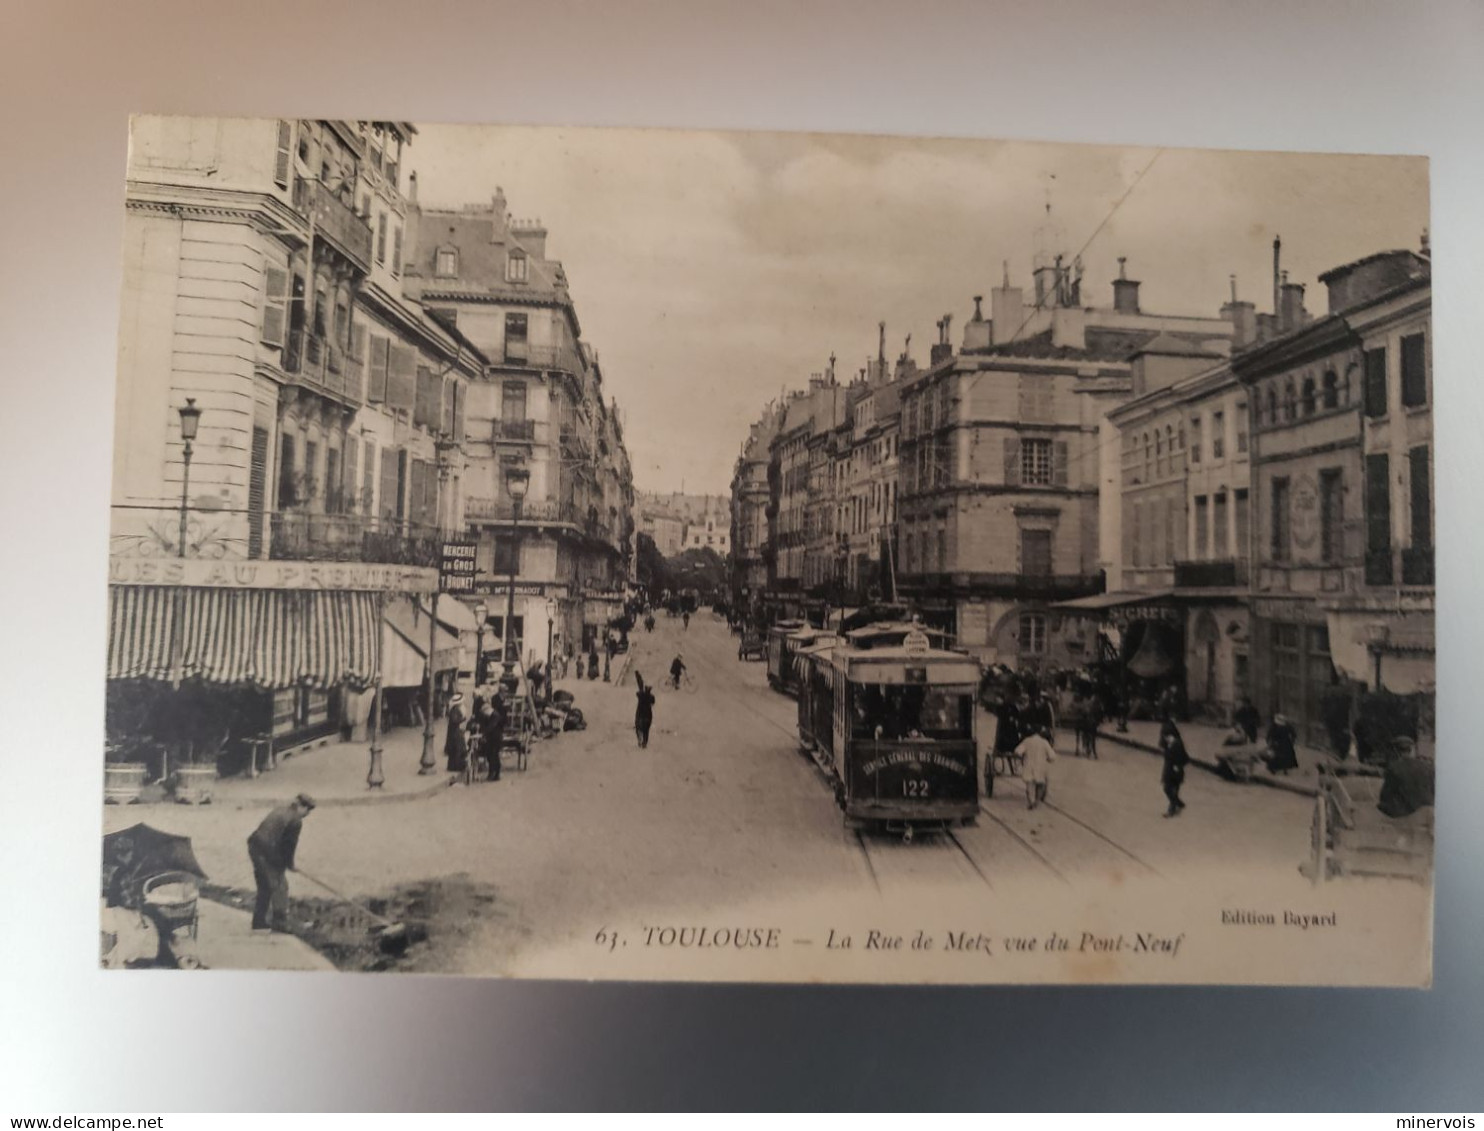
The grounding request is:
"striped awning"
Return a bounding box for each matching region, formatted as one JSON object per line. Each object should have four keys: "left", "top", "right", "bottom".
{"left": 107, "top": 586, "right": 381, "bottom": 691}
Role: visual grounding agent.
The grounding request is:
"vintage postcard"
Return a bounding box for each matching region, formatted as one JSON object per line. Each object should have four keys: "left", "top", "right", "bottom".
{"left": 101, "top": 117, "right": 1433, "bottom": 984}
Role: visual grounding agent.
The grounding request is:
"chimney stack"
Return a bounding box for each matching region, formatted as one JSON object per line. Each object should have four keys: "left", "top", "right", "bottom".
{"left": 1280, "top": 279, "right": 1308, "bottom": 332}
{"left": 1112, "top": 257, "right": 1141, "bottom": 313}
{"left": 963, "top": 296, "right": 991, "bottom": 352}
{"left": 1272, "top": 236, "right": 1282, "bottom": 326}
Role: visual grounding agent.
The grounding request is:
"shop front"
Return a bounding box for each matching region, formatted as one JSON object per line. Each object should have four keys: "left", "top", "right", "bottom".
{"left": 105, "top": 556, "right": 438, "bottom": 788}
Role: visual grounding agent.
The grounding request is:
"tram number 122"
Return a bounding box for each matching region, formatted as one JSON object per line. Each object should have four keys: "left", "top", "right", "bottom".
{"left": 903, "top": 779, "right": 931, "bottom": 798}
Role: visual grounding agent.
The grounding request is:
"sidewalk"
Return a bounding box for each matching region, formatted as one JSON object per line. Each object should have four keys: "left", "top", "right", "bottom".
{"left": 1095, "top": 718, "right": 1339, "bottom": 798}
{"left": 192, "top": 897, "right": 336, "bottom": 971}
{"left": 179, "top": 724, "right": 454, "bottom": 810}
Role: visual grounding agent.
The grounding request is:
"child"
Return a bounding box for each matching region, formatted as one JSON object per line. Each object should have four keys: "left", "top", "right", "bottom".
{"left": 1015, "top": 725, "right": 1057, "bottom": 810}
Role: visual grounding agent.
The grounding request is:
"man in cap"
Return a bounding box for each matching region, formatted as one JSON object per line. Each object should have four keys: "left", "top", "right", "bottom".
{"left": 247, "top": 793, "right": 316, "bottom": 933}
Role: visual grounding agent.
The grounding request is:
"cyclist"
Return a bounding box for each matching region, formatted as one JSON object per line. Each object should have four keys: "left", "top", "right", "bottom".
{"left": 669, "top": 653, "right": 687, "bottom": 690}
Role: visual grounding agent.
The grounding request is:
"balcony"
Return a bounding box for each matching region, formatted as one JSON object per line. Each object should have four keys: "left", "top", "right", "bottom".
{"left": 295, "top": 178, "right": 373, "bottom": 273}
{"left": 283, "top": 329, "right": 364, "bottom": 407}
{"left": 1401, "top": 545, "right": 1434, "bottom": 586}
{"left": 1173, "top": 558, "right": 1250, "bottom": 588}
{"left": 901, "top": 571, "right": 1104, "bottom": 598}
{"left": 494, "top": 418, "right": 537, "bottom": 444}
{"left": 464, "top": 497, "right": 567, "bottom": 524}
{"left": 496, "top": 342, "right": 587, "bottom": 377}
{"left": 269, "top": 512, "right": 439, "bottom": 568}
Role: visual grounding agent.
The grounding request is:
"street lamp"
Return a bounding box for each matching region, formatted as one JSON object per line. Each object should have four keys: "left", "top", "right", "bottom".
{"left": 473, "top": 600, "right": 489, "bottom": 687}
{"left": 502, "top": 463, "right": 531, "bottom": 680}
{"left": 176, "top": 398, "right": 202, "bottom": 558}
{"left": 545, "top": 596, "right": 559, "bottom": 677}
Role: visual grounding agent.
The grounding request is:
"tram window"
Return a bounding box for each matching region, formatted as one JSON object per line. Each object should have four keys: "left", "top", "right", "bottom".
{"left": 850, "top": 684, "right": 972, "bottom": 740}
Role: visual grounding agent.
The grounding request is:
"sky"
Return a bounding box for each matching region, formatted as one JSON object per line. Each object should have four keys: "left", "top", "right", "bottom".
{"left": 408, "top": 125, "right": 1428, "bottom": 497}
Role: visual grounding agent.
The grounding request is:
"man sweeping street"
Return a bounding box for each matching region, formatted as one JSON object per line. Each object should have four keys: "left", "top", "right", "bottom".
{"left": 247, "top": 793, "right": 315, "bottom": 933}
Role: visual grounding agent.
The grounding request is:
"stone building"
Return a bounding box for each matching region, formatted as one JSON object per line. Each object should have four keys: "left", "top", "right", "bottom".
{"left": 1234, "top": 247, "right": 1432, "bottom": 747}
{"left": 896, "top": 260, "right": 1235, "bottom": 669}
{"left": 401, "top": 188, "right": 635, "bottom": 662}
{"left": 111, "top": 117, "right": 484, "bottom": 760}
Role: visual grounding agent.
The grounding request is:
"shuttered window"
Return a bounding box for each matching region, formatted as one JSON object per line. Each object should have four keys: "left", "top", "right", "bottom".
{"left": 1410, "top": 446, "right": 1431, "bottom": 548}
{"left": 367, "top": 336, "right": 390, "bottom": 403}
{"left": 343, "top": 438, "right": 359, "bottom": 514}
{"left": 349, "top": 324, "right": 368, "bottom": 401}
{"left": 277, "top": 433, "right": 296, "bottom": 510}
{"left": 380, "top": 447, "right": 401, "bottom": 521}
{"left": 1003, "top": 436, "right": 1021, "bottom": 486}
{"left": 273, "top": 121, "right": 292, "bottom": 189}
{"left": 387, "top": 345, "right": 417, "bottom": 411}
{"left": 443, "top": 378, "right": 457, "bottom": 436}
{"left": 376, "top": 212, "right": 388, "bottom": 265}
{"left": 1365, "top": 454, "right": 1391, "bottom": 554}
{"left": 362, "top": 440, "right": 377, "bottom": 516}
{"left": 409, "top": 458, "right": 428, "bottom": 529}
{"left": 1400, "top": 333, "right": 1427, "bottom": 408}
{"left": 392, "top": 225, "right": 403, "bottom": 276}
{"left": 452, "top": 382, "right": 466, "bottom": 442}
{"left": 1364, "top": 347, "right": 1388, "bottom": 418}
{"left": 248, "top": 426, "right": 269, "bottom": 558}
{"left": 261, "top": 264, "right": 289, "bottom": 347}
{"left": 1021, "top": 529, "right": 1053, "bottom": 576}
{"left": 1271, "top": 477, "right": 1291, "bottom": 562}
{"left": 325, "top": 447, "right": 341, "bottom": 513}
{"left": 414, "top": 365, "right": 438, "bottom": 428}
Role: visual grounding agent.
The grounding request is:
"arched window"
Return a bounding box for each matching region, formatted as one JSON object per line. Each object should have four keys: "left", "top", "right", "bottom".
{"left": 1155, "top": 430, "right": 1165, "bottom": 475}
{"left": 1283, "top": 379, "right": 1297, "bottom": 421}
{"left": 1266, "top": 387, "right": 1278, "bottom": 427}
{"left": 1166, "top": 425, "right": 1175, "bottom": 467}
{"left": 1322, "top": 370, "right": 1339, "bottom": 410}
{"left": 1342, "top": 363, "right": 1357, "bottom": 405}
{"left": 1301, "top": 376, "right": 1317, "bottom": 416}
{"left": 1143, "top": 432, "right": 1152, "bottom": 479}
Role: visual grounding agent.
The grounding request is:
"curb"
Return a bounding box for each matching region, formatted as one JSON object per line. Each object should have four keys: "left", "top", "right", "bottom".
{"left": 156, "top": 773, "right": 456, "bottom": 812}
{"left": 1094, "top": 728, "right": 1319, "bottom": 799}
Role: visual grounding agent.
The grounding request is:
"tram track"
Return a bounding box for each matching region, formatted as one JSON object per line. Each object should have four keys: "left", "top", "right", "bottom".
{"left": 1040, "top": 799, "right": 1163, "bottom": 879}
{"left": 973, "top": 804, "right": 1072, "bottom": 885}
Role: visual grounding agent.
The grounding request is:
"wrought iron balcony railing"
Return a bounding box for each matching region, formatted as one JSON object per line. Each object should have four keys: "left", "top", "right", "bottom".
{"left": 496, "top": 342, "right": 588, "bottom": 376}
{"left": 282, "top": 329, "right": 364, "bottom": 406}
{"left": 294, "top": 178, "right": 373, "bottom": 273}
{"left": 269, "top": 512, "right": 439, "bottom": 568}
{"left": 494, "top": 418, "right": 537, "bottom": 443}
{"left": 1173, "top": 558, "right": 1250, "bottom": 588}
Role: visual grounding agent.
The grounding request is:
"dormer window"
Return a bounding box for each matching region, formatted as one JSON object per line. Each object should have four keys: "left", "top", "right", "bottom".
{"left": 506, "top": 251, "right": 528, "bottom": 283}
{"left": 435, "top": 248, "right": 458, "bottom": 279}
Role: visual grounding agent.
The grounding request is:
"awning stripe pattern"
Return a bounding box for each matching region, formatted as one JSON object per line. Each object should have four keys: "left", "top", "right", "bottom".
{"left": 107, "top": 586, "right": 381, "bottom": 690}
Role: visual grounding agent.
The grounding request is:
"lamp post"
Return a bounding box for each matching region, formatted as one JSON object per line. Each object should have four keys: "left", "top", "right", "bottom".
{"left": 419, "top": 437, "right": 457, "bottom": 775}
{"left": 546, "top": 596, "right": 559, "bottom": 677}
{"left": 473, "top": 600, "right": 488, "bottom": 687}
{"left": 176, "top": 398, "right": 202, "bottom": 557}
{"left": 502, "top": 464, "right": 531, "bottom": 680}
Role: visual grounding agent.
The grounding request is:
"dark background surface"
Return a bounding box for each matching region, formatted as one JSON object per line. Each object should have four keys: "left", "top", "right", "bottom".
{"left": 3, "top": 0, "right": 1481, "bottom": 1111}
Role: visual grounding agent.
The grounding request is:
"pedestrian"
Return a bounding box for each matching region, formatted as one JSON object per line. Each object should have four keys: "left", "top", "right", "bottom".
{"left": 1077, "top": 688, "right": 1103, "bottom": 759}
{"left": 1015, "top": 725, "right": 1057, "bottom": 810}
{"left": 1264, "top": 713, "right": 1299, "bottom": 775}
{"left": 1159, "top": 719, "right": 1189, "bottom": 817}
{"left": 247, "top": 793, "right": 315, "bottom": 933}
{"left": 444, "top": 693, "right": 469, "bottom": 778}
{"left": 634, "top": 673, "right": 656, "bottom": 748}
{"left": 1234, "top": 696, "right": 1260, "bottom": 743}
{"left": 480, "top": 696, "right": 505, "bottom": 782}
{"left": 683, "top": 610, "right": 690, "bottom": 631}
{"left": 669, "top": 653, "right": 687, "bottom": 690}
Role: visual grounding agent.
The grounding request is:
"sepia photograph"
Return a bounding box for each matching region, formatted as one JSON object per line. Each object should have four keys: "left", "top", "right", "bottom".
{"left": 99, "top": 117, "right": 1434, "bottom": 984}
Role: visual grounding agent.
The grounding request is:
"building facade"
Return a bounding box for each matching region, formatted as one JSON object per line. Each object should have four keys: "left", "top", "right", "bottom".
{"left": 1233, "top": 248, "right": 1430, "bottom": 747}
{"left": 897, "top": 262, "right": 1236, "bottom": 668}
{"left": 402, "top": 189, "right": 635, "bottom": 663}
{"left": 111, "top": 117, "right": 485, "bottom": 764}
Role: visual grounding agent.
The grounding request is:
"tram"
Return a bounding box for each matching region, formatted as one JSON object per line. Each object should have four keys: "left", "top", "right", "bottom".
{"left": 766, "top": 620, "right": 823, "bottom": 696}
{"left": 797, "top": 623, "right": 981, "bottom": 839}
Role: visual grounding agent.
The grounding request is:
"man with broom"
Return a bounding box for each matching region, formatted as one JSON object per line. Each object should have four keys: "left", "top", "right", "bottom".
{"left": 247, "top": 793, "right": 316, "bottom": 933}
